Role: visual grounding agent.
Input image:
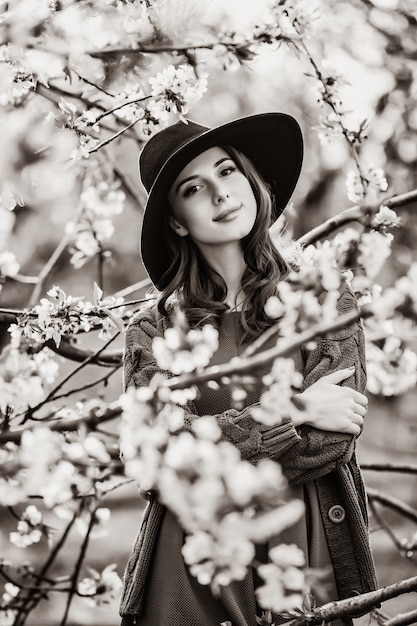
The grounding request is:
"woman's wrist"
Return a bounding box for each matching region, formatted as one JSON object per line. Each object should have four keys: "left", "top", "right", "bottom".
{"left": 290, "top": 393, "right": 308, "bottom": 427}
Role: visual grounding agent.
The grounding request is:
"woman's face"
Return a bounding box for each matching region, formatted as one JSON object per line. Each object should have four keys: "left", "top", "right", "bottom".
{"left": 168, "top": 147, "right": 257, "bottom": 252}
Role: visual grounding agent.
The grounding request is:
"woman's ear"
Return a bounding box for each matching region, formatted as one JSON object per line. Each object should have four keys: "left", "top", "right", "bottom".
{"left": 169, "top": 215, "right": 189, "bottom": 237}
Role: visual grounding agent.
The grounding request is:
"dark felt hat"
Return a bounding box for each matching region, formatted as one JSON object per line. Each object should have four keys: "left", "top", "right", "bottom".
{"left": 139, "top": 112, "right": 303, "bottom": 289}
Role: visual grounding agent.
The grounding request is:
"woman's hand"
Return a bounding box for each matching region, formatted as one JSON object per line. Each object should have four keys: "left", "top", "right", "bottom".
{"left": 292, "top": 367, "right": 368, "bottom": 436}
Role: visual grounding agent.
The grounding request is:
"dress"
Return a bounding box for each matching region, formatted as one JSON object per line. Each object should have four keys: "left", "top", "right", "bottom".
{"left": 120, "top": 282, "right": 377, "bottom": 625}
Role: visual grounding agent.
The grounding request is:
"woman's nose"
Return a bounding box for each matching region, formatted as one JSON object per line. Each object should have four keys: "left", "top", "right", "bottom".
{"left": 213, "top": 188, "right": 230, "bottom": 204}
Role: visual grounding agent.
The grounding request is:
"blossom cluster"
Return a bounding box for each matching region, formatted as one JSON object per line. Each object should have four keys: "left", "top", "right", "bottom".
{"left": 253, "top": 358, "right": 303, "bottom": 426}
{"left": 152, "top": 314, "right": 219, "bottom": 375}
{"left": 264, "top": 241, "right": 342, "bottom": 340}
{"left": 0, "top": 44, "right": 36, "bottom": 108}
{"left": 256, "top": 544, "right": 306, "bottom": 614}
{"left": 366, "top": 335, "right": 417, "bottom": 397}
{"left": 120, "top": 387, "right": 305, "bottom": 594}
{"left": 360, "top": 263, "right": 417, "bottom": 396}
{"left": 9, "top": 505, "right": 44, "bottom": 548}
{"left": 345, "top": 168, "right": 389, "bottom": 204}
{"left": 68, "top": 179, "right": 126, "bottom": 268}
{"left": 148, "top": 64, "right": 208, "bottom": 123}
{"left": 0, "top": 424, "right": 112, "bottom": 509}
{"left": 0, "top": 346, "right": 59, "bottom": 418}
{"left": 9, "top": 285, "right": 124, "bottom": 347}
{"left": 0, "top": 251, "right": 19, "bottom": 279}
{"left": 0, "top": 582, "right": 19, "bottom": 626}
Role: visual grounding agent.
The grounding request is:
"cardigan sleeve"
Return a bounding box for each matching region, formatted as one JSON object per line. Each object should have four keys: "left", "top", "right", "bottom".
{"left": 123, "top": 307, "right": 302, "bottom": 465}
{"left": 277, "top": 280, "right": 367, "bottom": 486}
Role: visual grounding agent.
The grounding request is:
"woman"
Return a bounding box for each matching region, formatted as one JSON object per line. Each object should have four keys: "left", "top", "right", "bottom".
{"left": 120, "top": 113, "right": 377, "bottom": 626}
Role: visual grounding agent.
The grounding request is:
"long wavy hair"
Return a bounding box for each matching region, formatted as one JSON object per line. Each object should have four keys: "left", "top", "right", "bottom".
{"left": 156, "top": 145, "right": 291, "bottom": 338}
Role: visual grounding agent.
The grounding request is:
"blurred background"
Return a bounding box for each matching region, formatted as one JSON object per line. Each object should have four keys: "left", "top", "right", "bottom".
{"left": 1, "top": 0, "right": 417, "bottom": 622}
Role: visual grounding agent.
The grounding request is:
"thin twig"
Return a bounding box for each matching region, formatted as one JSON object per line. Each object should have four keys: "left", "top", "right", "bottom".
{"left": 110, "top": 156, "right": 147, "bottom": 209}
{"left": 368, "top": 499, "right": 407, "bottom": 556}
{"left": 0, "top": 407, "right": 122, "bottom": 445}
{"left": 384, "top": 609, "right": 417, "bottom": 626}
{"left": 367, "top": 487, "right": 417, "bottom": 524}
{"left": 88, "top": 119, "right": 139, "bottom": 154}
{"left": 12, "top": 274, "right": 38, "bottom": 285}
{"left": 19, "top": 333, "right": 121, "bottom": 422}
{"left": 15, "top": 511, "right": 79, "bottom": 626}
{"left": 94, "top": 94, "right": 152, "bottom": 122}
{"left": 112, "top": 278, "right": 153, "bottom": 298}
{"left": 28, "top": 231, "right": 72, "bottom": 308}
{"left": 46, "top": 366, "right": 119, "bottom": 404}
{"left": 59, "top": 505, "right": 97, "bottom": 626}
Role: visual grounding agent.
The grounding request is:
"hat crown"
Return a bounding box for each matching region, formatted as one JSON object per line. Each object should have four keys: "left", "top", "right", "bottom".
{"left": 140, "top": 120, "right": 209, "bottom": 192}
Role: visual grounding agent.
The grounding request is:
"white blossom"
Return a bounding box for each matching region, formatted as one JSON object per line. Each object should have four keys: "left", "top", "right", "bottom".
{"left": 0, "top": 252, "right": 20, "bottom": 277}
{"left": 152, "top": 323, "right": 218, "bottom": 375}
{"left": 9, "top": 286, "right": 124, "bottom": 347}
{"left": 78, "top": 564, "right": 122, "bottom": 606}
{"left": 366, "top": 337, "right": 417, "bottom": 396}
{"left": 9, "top": 504, "right": 43, "bottom": 548}
{"left": 256, "top": 544, "right": 306, "bottom": 613}
{"left": 149, "top": 64, "right": 208, "bottom": 118}
{"left": 253, "top": 358, "right": 303, "bottom": 426}
{"left": 346, "top": 167, "right": 388, "bottom": 204}
{"left": 358, "top": 231, "right": 393, "bottom": 279}
{"left": 373, "top": 205, "right": 401, "bottom": 229}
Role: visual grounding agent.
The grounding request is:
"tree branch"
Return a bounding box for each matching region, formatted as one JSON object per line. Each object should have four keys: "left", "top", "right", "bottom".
{"left": 88, "top": 40, "right": 232, "bottom": 58}
{"left": 44, "top": 337, "right": 122, "bottom": 366}
{"left": 297, "top": 206, "right": 364, "bottom": 246}
{"left": 367, "top": 487, "right": 417, "bottom": 524}
{"left": 286, "top": 576, "right": 417, "bottom": 625}
{"left": 361, "top": 463, "right": 417, "bottom": 474}
{"left": 163, "top": 306, "right": 371, "bottom": 391}
{"left": 297, "top": 188, "right": 417, "bottom": 247}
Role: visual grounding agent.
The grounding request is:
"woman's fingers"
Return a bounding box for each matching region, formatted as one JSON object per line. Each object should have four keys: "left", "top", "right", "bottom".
{"left": 320, "top": 369, "right": 369, "bottom": 409}
{"left": 352, "top": 389, "right": 368, "bottom": 407}
{"left": 349, "top": 422, "right": 362, "bottom": 436}
{"left": 354, "top": 403, "right": 367, "bottom": 417}
{"left": 321, "top": 367, "right": 356, "bottom": 384}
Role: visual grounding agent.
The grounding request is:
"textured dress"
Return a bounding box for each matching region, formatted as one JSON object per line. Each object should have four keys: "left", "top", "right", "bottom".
{"left": 120, "top": 283, "right": 377, "bottom": 625}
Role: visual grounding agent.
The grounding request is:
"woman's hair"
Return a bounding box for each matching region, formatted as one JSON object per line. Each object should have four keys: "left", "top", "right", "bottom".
{"left": 156, "top": 145, "right": 291, "bottom": 338}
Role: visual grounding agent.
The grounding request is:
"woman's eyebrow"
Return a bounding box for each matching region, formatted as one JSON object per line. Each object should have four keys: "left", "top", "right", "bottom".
{"left": 175, "top": 175, "right": 198, "bottom": 194}
{"left": 175, "top": 158, "right": 233, "bottom": 194}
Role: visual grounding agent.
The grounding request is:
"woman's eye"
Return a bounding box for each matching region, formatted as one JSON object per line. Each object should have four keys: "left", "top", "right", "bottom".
{"left": 220, "top": 165, "right": 236, "bottom": 177}
{"left": 183, "top": 184, "right": 201, "bottom": 198}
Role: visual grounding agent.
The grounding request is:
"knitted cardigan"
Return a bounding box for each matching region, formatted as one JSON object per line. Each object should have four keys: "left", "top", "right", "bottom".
{"left": 119, "top": 282, "right": 378, "bottom": 620}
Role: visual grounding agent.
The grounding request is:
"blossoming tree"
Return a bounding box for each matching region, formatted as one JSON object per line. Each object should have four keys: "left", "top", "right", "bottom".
{"left": 1, "top": 1, "right": 417, "bottom": 625}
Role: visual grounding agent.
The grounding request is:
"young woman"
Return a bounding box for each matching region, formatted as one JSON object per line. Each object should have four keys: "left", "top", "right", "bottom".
{"left": 119, "top": 113, "right": 377, "bottom": 626}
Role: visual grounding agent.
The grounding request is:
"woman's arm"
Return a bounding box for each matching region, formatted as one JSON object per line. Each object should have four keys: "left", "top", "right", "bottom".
{"left": 276, "top": 280, "right": 368, "bottom": 485}
{"left": 123, "top": 307, "right": 302, "bottom": 464}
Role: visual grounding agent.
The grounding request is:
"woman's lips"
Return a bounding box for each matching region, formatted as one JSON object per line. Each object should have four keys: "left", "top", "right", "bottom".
{"left": 213, "top": 205, "right": 241, "bottom": 222}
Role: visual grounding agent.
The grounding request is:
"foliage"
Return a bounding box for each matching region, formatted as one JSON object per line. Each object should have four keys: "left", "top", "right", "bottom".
{"left": 1, "top": 1, "right": 417, "bottom": 625}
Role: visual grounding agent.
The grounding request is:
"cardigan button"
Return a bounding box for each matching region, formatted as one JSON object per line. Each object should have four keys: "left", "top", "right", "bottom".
{"left": 328, "top": 505, "right": 346, "bottom": 524}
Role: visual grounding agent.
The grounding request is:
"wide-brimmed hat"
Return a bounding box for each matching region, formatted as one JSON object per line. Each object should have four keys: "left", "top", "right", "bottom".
{"left": 139, "top": 112, "right": 303, "bottom": 290}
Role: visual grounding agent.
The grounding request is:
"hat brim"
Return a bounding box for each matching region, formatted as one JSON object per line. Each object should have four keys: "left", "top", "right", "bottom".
{"left": 141, "top": 112, "right": 303, "bottom": 290}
